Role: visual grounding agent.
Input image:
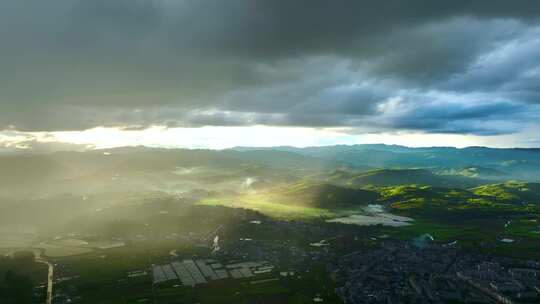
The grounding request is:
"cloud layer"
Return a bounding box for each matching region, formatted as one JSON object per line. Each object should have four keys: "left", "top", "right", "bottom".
{"left": 1, "top": 0, "right": 539, "bottom": 137}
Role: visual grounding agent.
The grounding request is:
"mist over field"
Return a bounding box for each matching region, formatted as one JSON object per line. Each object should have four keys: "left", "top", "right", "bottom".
{"left": 2, "top": 145, "right": 540, "bottom": 250}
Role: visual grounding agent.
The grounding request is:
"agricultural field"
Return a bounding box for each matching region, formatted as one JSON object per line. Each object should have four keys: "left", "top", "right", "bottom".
{"left": 155, "top": 266, "right": 340, "bottom": 304}
{"left": 198, "top": 196, "right": 337, "bottom": 220}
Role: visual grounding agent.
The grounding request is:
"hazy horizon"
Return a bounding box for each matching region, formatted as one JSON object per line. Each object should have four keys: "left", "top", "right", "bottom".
{"left": 3, "top": 139, "right": 540, "bottom": 154}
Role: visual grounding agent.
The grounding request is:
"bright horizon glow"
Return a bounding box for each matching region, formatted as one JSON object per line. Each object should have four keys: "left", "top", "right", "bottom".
{"left": 2, "top": 125, "right": 539, "bottom": 151}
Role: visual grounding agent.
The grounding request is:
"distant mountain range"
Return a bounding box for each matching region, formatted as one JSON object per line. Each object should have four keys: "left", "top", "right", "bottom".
{"left": 1, "top": 145, "right": 540, "bottom": 229}
{"left": 0, "top": 144, "right": 539, "bottom": 200}
{"left": 231, "top": 144, "right": 540, "bottom": 181}
{"left": 323, "top": 168, "right": 484, "bottom": 188}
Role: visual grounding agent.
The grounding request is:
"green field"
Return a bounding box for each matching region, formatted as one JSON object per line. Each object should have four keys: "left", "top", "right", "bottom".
{"left": 198, "top": 196, "right": 337, "bottom": 219}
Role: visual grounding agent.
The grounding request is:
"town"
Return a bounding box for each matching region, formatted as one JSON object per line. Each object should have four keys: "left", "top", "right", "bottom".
{"left": 334, "top": 241, "right": 540, "bottom": 303}
{"left": 23, "top": 215, "right": 540, "bottom": 304}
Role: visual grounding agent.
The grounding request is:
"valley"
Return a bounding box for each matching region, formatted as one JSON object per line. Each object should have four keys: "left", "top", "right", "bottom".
{"left": 1, "top": 145, "right": 540, "bottom": 303}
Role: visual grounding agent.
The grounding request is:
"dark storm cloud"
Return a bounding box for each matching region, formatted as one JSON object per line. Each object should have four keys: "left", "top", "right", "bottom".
{"left": 377, "top": 99, "right": 530, "bottom": 135}
{"left": 0, "top": 0, "right": 539, "bottom": 134}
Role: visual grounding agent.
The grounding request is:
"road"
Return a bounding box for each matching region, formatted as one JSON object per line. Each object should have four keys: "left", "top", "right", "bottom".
{"left": 35, "top": 250, "right": 54, "bottom": 304}
{"left": 44, "top": 261, "right": 54, "bottom": 304}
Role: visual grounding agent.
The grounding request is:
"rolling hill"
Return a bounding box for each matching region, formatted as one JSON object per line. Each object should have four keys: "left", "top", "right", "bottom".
{"left": 232, "top": 145, "right": 540, "bottom": 181}
{"left": 380, "top": 182, "right": 540, "bottom": 218}
{"left": 280, "top": 182, "right": 380, "bottom": 208}
{"left": 325, "top": 168, "right": 483, "bottom": 188}
{"left": 472, "top": 182, "right": 540, "bottom": 204}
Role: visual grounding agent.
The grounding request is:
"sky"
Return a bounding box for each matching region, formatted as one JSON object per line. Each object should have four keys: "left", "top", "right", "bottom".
{"left": 1, "top": 1, "right": 540, "bottom": 151}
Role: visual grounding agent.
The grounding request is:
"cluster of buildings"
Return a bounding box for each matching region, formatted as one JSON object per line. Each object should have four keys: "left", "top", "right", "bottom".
{"left": 152, "top": 258, "right": 274, "bottom": 286}
{"left": 332, "top": 241, "right": 540, "bottom": 304}
{"left": 34, "top": 215, "right": 540, "bottom": 304}
{"left": 457, "top": 258, "right": 540, "bottom": 303}
{"left": 217, "top": 237, "right": 311, "bottom": 268}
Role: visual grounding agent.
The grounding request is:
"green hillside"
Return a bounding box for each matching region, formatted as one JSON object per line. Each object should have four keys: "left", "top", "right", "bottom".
{"left": 198, "top": 182, "right": 380, "bottom": 219}
{"left": 202, "top": 180, "right": 540, "bottom": 220}
{"left": 282, "top": 182, "right": 380, "bottom": 208}
{"left": 473, "top": 182, "right": 540, "bottom": 204}
{"left": 457, "top": 166, "right": 505, "bottom": 178}
{"left": 380, "top": 182, "right": 540, "bottom": 218}
{"left": 327, "top": 168, "right": 482, "bottom": 188}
